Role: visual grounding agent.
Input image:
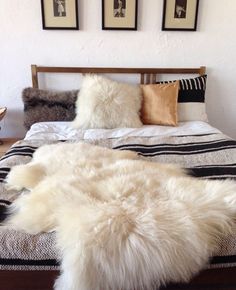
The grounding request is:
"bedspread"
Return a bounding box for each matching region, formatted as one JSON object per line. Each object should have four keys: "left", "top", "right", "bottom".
{"left": 0, "top": 132, "right": 236, "bottom": 270}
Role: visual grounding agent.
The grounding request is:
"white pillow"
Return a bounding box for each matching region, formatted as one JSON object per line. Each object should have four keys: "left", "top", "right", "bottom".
{"left": 73, "top": 74, "right": 142, "bottom": 129}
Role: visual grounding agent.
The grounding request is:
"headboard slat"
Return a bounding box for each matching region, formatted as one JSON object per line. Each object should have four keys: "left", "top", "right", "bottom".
{"left": 140, "top": 74, "right": 145, "bottom": 85}
{"left": 146, "top": 74, "right": 151, "bottom": 84}
{"left": 151, "top": 74, "right": 156, "bottom": 84}
{"left": 31, "top": 65, "right": 206, "bottom": 88}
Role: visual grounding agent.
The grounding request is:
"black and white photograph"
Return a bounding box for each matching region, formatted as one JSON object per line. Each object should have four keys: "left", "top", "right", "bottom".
{"left": 41, "top": 0, "right": 78, "bottom": 30}
{"left": 162, "top": 0, "right": 199, "bottom": 31}
{"left": 174, "top": 0, "right": 187, "bottom": 18}
{"left": 53, "top": 0, "right": 66, "bottom": 17}
{"left": 102, "top": 0, "right": 138, "bottom": 30}
{"left": 114, "top": 0, "right": 126, "bottom": 18}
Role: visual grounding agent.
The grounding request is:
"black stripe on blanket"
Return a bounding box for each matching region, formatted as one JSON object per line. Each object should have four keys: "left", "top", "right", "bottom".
{"left": 0, "top": 258, "right": 59, "bottom": 266}
{"left": 194, "top": 163, "right": 236, "bottom": 168}
{"left": 137, "top": 148, "right": 236, "bottom": 157}
{"left": 210, "top": 255, "right": 236, "bottom": 265}
{"left": 0, "top": 255, "right": 235, "bottom": 267}
{"left": 113, "top": 139, "right": 229, "bottom": 150}
{"left": 2, "top": 145, "right": 37, "bottom": 158}
{"left": 114, "top": 140, "right": 236, "bottom": 152}
{"left": 188, "top": 166, "right": 236, "bottom": 179}
{"left": 114, "top": 141, "right": 236, "bottom": 157}
{"left": 0, "top": 200, "right": 12, "bottom": 223}
{"left": 0, "top": 199, "right": 11, "bottom": 205}
{"left": 175, "top": 133, "right": 217, "bottom": 138}
{"left": 0, "top": 167, "right": 10, "bottom": 182}
{"left": 0, "top": 255, "right": 235, "bottom": 268}
{"left": 113, "top": 139, "right": 236, "bottom": 180}
{"left": 0, "top": 153, "right": 35, "bottom": 162}
{"left": 0, "top": 146, "right": 37, "bottom": 162}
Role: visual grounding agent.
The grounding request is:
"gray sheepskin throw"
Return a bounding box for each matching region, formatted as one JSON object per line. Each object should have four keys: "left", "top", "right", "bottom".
{"left": 22, "top": 87, "right": 78, "bottom": 129}
{"left": 5, "top": 142, "right": 236, "bottom": 290}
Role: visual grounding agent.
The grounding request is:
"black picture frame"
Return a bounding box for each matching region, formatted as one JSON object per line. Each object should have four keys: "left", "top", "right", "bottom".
{"left": 102, "top": 0, "right": 138, "bottom": 30}
{"left": 41, "top": 0, "right": 79, "bottom": 30}
{"left": 162, "top": 0, "right": 199, "bottom": 31}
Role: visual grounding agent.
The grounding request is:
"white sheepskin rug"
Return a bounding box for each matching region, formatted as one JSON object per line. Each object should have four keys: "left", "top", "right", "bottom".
{"left": 5, "top": 142, "right": 236, "bottom": 290}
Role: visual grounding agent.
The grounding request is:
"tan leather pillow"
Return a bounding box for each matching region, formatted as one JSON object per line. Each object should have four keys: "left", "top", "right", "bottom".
{"left": 141, "top": 81, "right": 179, "bottom": 126}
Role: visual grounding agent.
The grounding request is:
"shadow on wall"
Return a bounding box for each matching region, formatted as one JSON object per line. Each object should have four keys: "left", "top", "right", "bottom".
{"left": 206, "top": 73, "right": 235, "bottom": 139}
{"left": 2, "top": 109, "right": 26, "bottom": 138}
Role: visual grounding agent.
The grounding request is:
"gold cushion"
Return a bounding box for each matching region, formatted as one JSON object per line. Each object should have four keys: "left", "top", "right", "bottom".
{"left": 141, "top": 81, "right": 179, "bottom": 126}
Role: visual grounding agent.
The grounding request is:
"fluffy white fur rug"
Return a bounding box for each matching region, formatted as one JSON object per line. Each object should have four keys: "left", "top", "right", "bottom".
{"left": 5, "top": 142, "right": 236, "bottom": 290}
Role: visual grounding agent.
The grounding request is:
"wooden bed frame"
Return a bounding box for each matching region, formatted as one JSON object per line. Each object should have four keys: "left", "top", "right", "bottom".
{"left": 31, "top": 64, "right": 206, "bottom": 88}
{"left": 1, "top": 65, "right": 236, "bottom": 290}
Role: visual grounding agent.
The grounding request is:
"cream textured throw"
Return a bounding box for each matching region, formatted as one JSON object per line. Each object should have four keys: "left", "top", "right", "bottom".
{"left": 5, "top": 142, "right": 236, "bottom": 290}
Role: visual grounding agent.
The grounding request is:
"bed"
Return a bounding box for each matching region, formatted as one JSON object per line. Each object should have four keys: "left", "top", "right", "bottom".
{"left": 0, "top": 65, "right": 236, "bottom": 290}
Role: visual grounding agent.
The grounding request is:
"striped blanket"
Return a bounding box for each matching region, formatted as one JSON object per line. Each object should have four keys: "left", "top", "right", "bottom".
{"left": 0, "top": 132, "right": 236, "bottom": 270}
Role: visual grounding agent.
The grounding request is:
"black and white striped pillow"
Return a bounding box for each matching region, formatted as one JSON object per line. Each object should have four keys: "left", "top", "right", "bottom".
{"left": 158, "top": 75, "right": 207, "bottom": 122}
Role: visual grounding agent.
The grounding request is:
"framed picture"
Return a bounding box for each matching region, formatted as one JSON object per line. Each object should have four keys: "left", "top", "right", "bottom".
{"left": 102, "top": 0, "right": 138, "bottom": 30}
{"left": 162, "top": 0, "right": 199, "bottom": 31}
{"left": 41, "top": 0, "right": 79, "bottom": 30}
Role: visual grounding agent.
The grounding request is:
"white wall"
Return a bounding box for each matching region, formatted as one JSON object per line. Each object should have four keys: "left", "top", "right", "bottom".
{"left": 0, "top": 0, "right": 236, "bottom": 138}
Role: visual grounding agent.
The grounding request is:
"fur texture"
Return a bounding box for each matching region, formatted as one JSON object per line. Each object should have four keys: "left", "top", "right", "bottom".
{"left": 5, "top": 142, "right": 236, "bottom": 290}
{"left": 22, "top": 87, "right": 78, "bottom": 129}
{"left": 72, "top": 74, "right": 143, "bottom": 129}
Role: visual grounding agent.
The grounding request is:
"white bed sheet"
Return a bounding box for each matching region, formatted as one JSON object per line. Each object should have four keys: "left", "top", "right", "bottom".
{"left": 24, "top": 121, "right": 221, "bottom": 141}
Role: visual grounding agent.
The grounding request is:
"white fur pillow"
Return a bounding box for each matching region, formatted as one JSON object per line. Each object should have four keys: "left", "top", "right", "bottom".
{"left": 73, "top": 74, "right": 143, "bottom": 129}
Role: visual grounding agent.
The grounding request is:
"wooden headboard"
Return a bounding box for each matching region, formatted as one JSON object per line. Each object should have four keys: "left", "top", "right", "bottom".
{"left": 31, "top": 65, "right": 206, "bottom": 89}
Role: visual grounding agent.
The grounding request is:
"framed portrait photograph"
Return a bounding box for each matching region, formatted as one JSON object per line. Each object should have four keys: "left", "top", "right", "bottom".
{"left": 102, "top": 0, "right": 138, "bottom": 30}
{"left": 162, "top": 0, "right": 199, "bottom": 31}
{"left": 41, "top": 0, "right": 79, "bottom": 30}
